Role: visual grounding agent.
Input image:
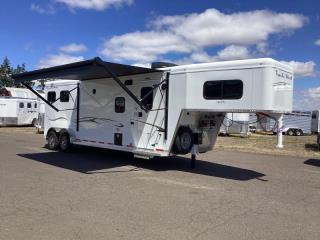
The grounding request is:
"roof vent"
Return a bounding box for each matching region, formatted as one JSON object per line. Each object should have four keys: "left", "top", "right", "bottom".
{"left": 151, "top": 62, "right": 178, "bottom": 69}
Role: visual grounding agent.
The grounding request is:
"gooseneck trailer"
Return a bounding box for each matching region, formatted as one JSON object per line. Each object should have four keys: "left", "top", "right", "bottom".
{"left": 12, "top": 57, "right": 293, "bottom": 163}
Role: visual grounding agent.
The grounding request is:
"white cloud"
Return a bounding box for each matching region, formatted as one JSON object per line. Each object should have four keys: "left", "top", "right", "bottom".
{"left": 101, "top": 31, "right": 194, "bottom": 62}
{"left": 100, "top": 9, "right": 307, "bottom": 63}
{"left": 60, "top": 43, "right": 88, "bottom": 54}
{"left": 56, "top": 0, "right": 134, "bottom": 11}
{"left": 315, "top": 39, "right": 320, "bottom": 46}
{"left": 281, "top": 61, "right": 316, "bottom": 77}
{"left": 189, "top": 45, "right": 251, "bottom": 63}
{"left": 216, "top": 45, "right": 251, "bottom": 61}
{"left": 30, "top": 3, "right": 55, "bottom": 15}
{"left": 37, "top": 54, "right": 84, "bottom": 68}
{"left": 152, "top": 9, "right": 307, "bottom": 47}
{"left": 294, "top": 87, "right": 320, "bottom": 110}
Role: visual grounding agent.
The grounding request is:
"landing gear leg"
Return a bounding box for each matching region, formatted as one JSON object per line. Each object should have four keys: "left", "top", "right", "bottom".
{"left": 191, "top": 145, "right": 198, "bottom": 169}
{"left": 191, "top": 154, "right": 196, "bottom": 169}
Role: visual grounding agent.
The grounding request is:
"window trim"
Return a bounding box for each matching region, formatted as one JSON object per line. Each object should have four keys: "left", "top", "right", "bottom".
{"left": 47, "top": 91, "right": 56, "bottom": 103}
{"left": 203, "top": 80, "right": 243, "bottom": 100}
{"left": 140, "top": 87, "right": 154, "bottom": 111}
{"left": 115, "top": 97, "right": 125, "bottom": 113}
{"left": 60, "top": 91, "right": 70, "bottom": 103}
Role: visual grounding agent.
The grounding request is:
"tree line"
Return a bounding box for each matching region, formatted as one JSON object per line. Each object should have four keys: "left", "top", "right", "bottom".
{"left": 0, "top": 56, "right": 26, "bottom": 87}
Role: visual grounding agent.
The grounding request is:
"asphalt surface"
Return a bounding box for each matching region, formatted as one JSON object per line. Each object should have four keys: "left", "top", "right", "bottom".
{"left": 0, "top": 129, "right": 319, "bottom": 240}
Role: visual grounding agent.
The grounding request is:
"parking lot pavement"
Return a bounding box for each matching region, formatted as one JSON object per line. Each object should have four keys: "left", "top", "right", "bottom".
{"left": 0, "top": 130, "right": 319, "bottom": 240}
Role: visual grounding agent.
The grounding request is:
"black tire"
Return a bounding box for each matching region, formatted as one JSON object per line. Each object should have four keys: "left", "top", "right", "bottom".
{"left": 295, "top": 129, "right": 303, "bottom": 136}
{"left": 32, "top": 118, "right": 37, "bottom": 127}
{"left": 59, "top": 133, "right": 72, "bottom": 152}
{"left": 47, "top": 131, "right": 59, "bottom": 150}
{"left": 172, "top": 127, "right": 194, "bottom": 155}
{"left": 287, "top": 129, "right": 295, "bottom": 136}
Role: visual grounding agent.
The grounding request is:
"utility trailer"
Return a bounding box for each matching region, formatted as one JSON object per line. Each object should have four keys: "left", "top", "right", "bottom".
{"left": 12, "top": 58, "right": 293, "bottom": 163}
{"left": 0, "top": 87, "right": 39, "bottom": 126}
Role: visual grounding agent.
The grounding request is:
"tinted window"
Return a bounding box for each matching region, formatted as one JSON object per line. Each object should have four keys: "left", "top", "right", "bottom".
{"left": 115, "top": 97, "right": 125, "bottom": 113}
{"left": 222, "top": 80, "right": 243, "bottom": 99}
{"left": 203, "top": 81, "right": 222, "bottom": 99}
{"left": 204, "top": 80, "right": 243, "bottom": 100}
{"left": 19, "top": 103, "right": 24, "bottom": 108}
{"left": 47, "top": 91, "right": 56, "bottom": 103}
{"left": 60, "top": 91, "right": 70, "bottom": 102}
{"left": 141, "top": 87, "right": 153, "bottom": 110}
{"left": 27, "top": 103, "right": 32, "bottom": 108}
{"left": 312, "top": 114, "right": 316, "bottom": 119}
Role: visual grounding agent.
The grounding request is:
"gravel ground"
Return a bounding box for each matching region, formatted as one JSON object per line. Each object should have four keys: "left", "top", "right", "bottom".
{"left": 0, "top": 128, "right": 319, "bottom": 240}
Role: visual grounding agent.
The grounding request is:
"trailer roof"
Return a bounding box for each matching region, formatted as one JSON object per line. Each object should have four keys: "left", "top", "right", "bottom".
{"left": 12, "top": 57, "right": 162, "bottom": 83}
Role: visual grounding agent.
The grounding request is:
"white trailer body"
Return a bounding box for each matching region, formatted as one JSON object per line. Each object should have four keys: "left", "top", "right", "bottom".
{"left": 311, "top": 110, "right": 320, "bottom": 134}
{"left": 13, "top": 58, "right": 293, "bottom": 157}
{"left": 0, "top": 88, "right": 39, "bottom": 126}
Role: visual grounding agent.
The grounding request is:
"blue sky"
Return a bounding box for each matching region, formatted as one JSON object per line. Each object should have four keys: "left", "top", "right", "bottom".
{"left": 0, "top": 0, "right": 319, "bottom": 109}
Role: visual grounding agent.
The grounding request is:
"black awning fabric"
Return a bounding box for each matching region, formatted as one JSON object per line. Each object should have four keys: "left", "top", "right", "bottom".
{"left": 12, "top": 57, "right": 161, "bottom": 83}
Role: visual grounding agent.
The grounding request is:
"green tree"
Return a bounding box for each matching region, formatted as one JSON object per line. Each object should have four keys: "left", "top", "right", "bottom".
{"left": 0, "top": 57, "right": 26, "bottom": 87}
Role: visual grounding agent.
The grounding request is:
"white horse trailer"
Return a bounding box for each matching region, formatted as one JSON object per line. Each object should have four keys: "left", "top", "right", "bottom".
{"left": 0, "top": 88, "right": 39, "bottom": 126}
{"left": 13, "top": 58, "right": 293, "bottom": 163}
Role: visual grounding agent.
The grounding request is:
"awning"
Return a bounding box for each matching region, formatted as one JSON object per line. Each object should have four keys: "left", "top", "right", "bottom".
{"left": 11, "top": 57, "right": 164, "bottom": 113}
{"left": 12, "top": 57, "right": 161, "bottom": 83}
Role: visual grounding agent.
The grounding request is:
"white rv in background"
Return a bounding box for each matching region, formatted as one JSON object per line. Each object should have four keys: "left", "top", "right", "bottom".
{"left": 311, "top": 110, "right": 320, "bottom": 134}
{"left": 13, "top": 58, "right": 293, "bottom": 159}
{"left": 0, "top": 87, "right": 39, "bottom": 126}
{"left": 257, "top": 111, "right": 312, "bottom": 136}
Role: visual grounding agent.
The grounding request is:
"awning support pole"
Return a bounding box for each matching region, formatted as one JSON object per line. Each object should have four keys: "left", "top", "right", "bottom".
{"left": 76, "top": 83, "right": 80, "bottom": 132}
{"left": 22, "top": 82, "right": 59, "bottom": 112}
{"left": 95, "top": 59, "right": 148, "bottom": 112}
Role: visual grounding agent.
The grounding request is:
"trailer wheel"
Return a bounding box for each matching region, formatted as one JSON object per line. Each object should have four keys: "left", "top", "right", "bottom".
{"left": 59, "top": 133, "right": 72, "bottom": 152}
{"left": 47, "top": 131, "right": 59, "bottom": 150}
{"left": 32, "top": 118, "right": 37, "bottom": 127}
{"left": 172, "top": 127, "right": 194, "bottom": 155}
{"left": 287, "top": 129, "right": 295, "bottom": 136}
{"left": 295, "top": 129, "right": 303, "bottom": 136}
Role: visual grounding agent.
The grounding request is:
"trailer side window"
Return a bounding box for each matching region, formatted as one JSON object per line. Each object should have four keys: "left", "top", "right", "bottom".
{"left": 47, "top": 91, "right": 56, "bottom": 103}
{"left": 27, "top": 103, "right": 32, "bottom": 108}
{"left": 141, "top": 87, "right": 153, "bottom": 110}
{"left": 19, "top": 103, "right": 24, "bottom": 108}
{"left": 115, "top": 97, "right": 125, "bottom": 113}
{"left": 60, "top": 91, "right": 70, "bottom": 102}
{"left": 203, "top": 80, "right": 243, "bottom": 100}
{"left": 34, "top": 103, "right": 37, "bottom": 108}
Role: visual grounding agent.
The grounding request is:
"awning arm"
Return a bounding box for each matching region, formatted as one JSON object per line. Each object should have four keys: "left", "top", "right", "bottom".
{"left": 22, "top": 82, "right": 59, "bottom": 112}
{"left": 95, "top": 59, "right": 149, "bottom": 112}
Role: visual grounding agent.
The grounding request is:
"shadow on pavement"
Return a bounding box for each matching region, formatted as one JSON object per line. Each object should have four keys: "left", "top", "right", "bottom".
{"left": 304, "top": 159, "right": 320, "bottom": 167}
{"left": 18, "top": 146, "right": 265, "bottom": 181}
{"left": 305, "top": 144, "right": 320, "bottom": 152}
